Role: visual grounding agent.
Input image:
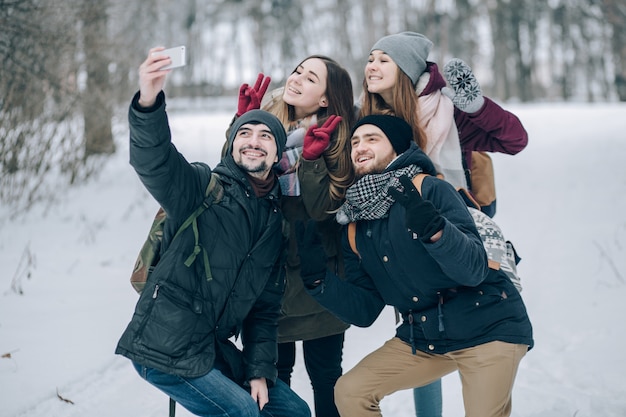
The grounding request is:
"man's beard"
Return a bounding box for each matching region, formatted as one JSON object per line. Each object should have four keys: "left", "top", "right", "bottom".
{"left": 237, "top": 160, "right": 269, "bottom": 174}
{"left": 234, "top": 145, "right": 271, "bottom": 175}
{"left": 353, "top": 153, "right": 395, "bottom": 180}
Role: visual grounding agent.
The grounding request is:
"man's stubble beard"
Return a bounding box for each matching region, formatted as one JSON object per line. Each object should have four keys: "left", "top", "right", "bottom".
{"left": 353, "top": 153, "right": 395, "bottom": 180}
{"left": 236, "top": 160, "right": 269, "bottom": 174}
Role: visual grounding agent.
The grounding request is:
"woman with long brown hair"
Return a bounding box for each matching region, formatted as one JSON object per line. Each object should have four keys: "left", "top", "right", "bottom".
{"left": 236, "top": 54, "right": 356, "bottom": 417}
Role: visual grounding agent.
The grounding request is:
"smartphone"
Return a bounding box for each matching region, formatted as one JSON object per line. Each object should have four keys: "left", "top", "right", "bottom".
{"left": 152, "top": 46, "right": 186, "bottom": 70}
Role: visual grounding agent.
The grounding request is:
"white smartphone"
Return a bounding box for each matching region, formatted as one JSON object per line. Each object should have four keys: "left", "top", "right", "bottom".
{"left": 152, "top": 46, "right": 186, "bottom": 70}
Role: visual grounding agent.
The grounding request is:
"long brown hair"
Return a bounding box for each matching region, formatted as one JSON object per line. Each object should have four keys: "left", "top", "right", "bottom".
{"left": 264, "top": 55, "right": 356, "bottom": 201}
{"left": 359, "top": 69, "right": 427, "bottom": 150}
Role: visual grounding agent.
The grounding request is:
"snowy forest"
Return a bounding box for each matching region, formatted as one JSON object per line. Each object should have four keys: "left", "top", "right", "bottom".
{"left": 1, "top": 0, "right": 625, "bottom": 216}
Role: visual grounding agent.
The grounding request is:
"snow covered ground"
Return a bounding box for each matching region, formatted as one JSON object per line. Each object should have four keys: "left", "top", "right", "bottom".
{"left": 1, "top": 102, "right": 625, "bottom": 417}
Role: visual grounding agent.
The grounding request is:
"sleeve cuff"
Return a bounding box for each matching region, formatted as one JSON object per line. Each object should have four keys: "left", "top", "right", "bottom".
{"left": 131, "top": 91, "right": 165, "bottom": 113}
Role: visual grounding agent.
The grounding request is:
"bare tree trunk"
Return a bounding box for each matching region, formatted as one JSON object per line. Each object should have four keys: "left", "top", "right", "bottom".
{"left": 488, "top": 1, "right": 510, "bottom": 100}
{"left": 363, "top": 0, "right": 379, "bottom": 51}
{"left": 0, "top": 0, "right": 87, "bottom": 211}
{"left": 601, "top": 0, "right": 626, "bottom": 101}
{"left": 510, "top": 5, "right": 533, "bottom": 102}
{"left": 445, "top": 0, "right": 477, "bottom": 64}
{"left": 81, "top": 1, "right": 115, "bottom": 156}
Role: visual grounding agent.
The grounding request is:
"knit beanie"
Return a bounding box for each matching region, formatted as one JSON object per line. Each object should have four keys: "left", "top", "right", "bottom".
{"left": 228, "top": 109, "right": 287, "bottom": 159}
{"left": 370, "top": 32, "right": 433, "bottom": 85}
{"left": 351, "top": 115, "right": 412, "bottom": 155}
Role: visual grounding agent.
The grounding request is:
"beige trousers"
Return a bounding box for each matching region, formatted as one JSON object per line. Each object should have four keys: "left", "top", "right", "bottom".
{"left": 334, "top": 337, "right": 528, "bottom": 417}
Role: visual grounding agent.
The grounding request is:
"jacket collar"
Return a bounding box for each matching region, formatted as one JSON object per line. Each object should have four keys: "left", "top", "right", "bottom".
{"left": 386, "top": 142, "right": 438, "bottom": 176}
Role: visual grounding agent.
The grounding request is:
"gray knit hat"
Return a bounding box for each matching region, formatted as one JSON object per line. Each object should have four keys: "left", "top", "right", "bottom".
{"left": 228, "top": 109, "right": 287, "bottom": 160}
{"left": 370, "top": 32, "right": 433, "bottom": 85}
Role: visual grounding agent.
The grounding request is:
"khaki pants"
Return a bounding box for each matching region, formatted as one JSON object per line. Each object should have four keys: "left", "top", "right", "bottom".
{"left": 335, "top": 337, "right": 527, "bottom": 417}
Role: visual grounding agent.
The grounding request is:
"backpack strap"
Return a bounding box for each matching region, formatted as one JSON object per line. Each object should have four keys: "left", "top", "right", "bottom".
{"left": 202, "top": 172, "right": 224, "bottom": 207}
{"left": 457, "top": 188, "right": 481, "bottom": 211}
{"left": 173, "top": 173, "right": 224, "bottom": 281}
{"left": 171, "top": 173, "right": 222, "bottom": 241}
{"left": 411, "top": 172, "right": 428, "bottom": 192}
{"left": 347, "top": 222, "right": 359, "bottom": 258}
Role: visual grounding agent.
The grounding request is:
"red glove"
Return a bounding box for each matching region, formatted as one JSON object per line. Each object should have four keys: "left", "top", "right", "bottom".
{"left": 302, "top": 115, "right": 343, "bottom": 160}
{"left": 236, "top": 73, "right": 271, "bottom": 116}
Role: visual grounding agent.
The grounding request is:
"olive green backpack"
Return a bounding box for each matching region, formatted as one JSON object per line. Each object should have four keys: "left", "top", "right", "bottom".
{"left": 130, "top": 173, "right": 224, "bottom": 293}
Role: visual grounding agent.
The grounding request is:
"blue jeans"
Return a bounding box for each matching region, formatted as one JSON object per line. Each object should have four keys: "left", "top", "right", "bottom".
{"left": 133, "top": 362, "right": 310, "bottom": 417}
{"left": 413, "top": 379, "right": 442, "bottom": 417}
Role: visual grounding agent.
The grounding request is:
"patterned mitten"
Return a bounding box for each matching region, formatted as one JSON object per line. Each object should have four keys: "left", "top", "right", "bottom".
{"left": 442, "top": 58, "right": 485, "bottom": 113}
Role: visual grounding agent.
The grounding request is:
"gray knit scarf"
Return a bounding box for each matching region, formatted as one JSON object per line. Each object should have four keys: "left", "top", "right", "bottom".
{"left": 336, "top": 165, "right": 422, "bottom": 225}
{"left": 276, "top": 116, "right": 316, "bottom": 196}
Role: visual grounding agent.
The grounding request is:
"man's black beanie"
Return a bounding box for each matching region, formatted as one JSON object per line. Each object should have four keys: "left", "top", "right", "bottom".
{"left": 351, "top": 115, "right": 413, "bottom": 155}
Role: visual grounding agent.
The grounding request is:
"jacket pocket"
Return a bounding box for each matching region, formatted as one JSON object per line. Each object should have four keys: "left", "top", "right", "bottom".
{"left": 281, "top": 267, "right": 326, "bottom": 316}
{"left": 441, "top": 285, "right": 509, "bottom": 340}
{"left": 137, "top": 281, "right": 210, "bottom": 358}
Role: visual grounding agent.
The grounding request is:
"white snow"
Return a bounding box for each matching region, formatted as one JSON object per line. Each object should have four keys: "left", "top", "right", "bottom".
{"left": 1, "top": 102, "right": 625, "bottom": 417}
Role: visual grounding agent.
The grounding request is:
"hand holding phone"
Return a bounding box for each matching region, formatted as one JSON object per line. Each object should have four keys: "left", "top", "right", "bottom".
{"left": 151, "top": 46, "right": 186, "bottom": 70}
{"left": 138, "top": 46, "right": 185, "bottom": 107}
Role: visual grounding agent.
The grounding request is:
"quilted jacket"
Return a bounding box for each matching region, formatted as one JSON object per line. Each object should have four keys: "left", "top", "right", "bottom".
{"left": 116, "top": 92, "right": 285, "bottom": 384}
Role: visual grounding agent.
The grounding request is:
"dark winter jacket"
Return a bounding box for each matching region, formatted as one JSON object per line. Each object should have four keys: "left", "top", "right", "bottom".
{"left": 116, "top": 92, "right": 285, "bottom": 384}
{"left": 308, "top": 143, "right": 534, "bottom": 354}
{"left": 222, "top": 113, "right": 349, "bottom": 343}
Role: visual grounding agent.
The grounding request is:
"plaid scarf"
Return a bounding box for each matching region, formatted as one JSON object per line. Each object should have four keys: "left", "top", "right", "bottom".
{"left": 336, "top": 165, "right": 422, "bottom": 224}
{"left": 276, "top": 145, "right": 303, "bottom": 196}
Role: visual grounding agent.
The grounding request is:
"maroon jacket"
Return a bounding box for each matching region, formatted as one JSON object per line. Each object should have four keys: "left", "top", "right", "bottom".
{"left": 420, "top": 62, "right": 528, "bottom": 172}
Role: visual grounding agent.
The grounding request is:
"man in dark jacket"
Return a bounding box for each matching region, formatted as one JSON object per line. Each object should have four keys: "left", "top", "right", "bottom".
{"left": 115, "top": 47, "right": 310, "bottom": 417}
{"left": 298, "top": 115, "right": 533, "bottom": 417}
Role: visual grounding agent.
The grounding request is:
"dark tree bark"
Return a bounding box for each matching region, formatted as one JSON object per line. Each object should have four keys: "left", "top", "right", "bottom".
{"left": 601, "top": 0, "right": 626, "bottom": 101}
{"left": 81, "top": 0, "right": 115, "bottom": 157}
{"left": 488, "top": 1, "right": 511, "bottom": 100}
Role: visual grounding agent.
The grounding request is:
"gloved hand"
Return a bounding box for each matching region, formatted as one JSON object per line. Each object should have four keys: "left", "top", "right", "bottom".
{"left": 236, "top": 73, "right": 271, "bottom": 116}
{"left": 294, "top": 220, "right": 327, "bottom": 289}
{"left": 388, "top": 175, "right": 445, "bottom": 241}
{"left": 302, "top": 115, "right": 343, "bottom": 160}
{"left": 442, "top": 58, "right": 485, "bottom": 114}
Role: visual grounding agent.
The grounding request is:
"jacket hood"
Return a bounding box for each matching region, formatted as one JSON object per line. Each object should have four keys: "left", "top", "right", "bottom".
{"left": 386, "top": 142, "right": 438, "bottom": 176}
{"left": 417, "top": 62, "right": 447, "bottom": 97}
